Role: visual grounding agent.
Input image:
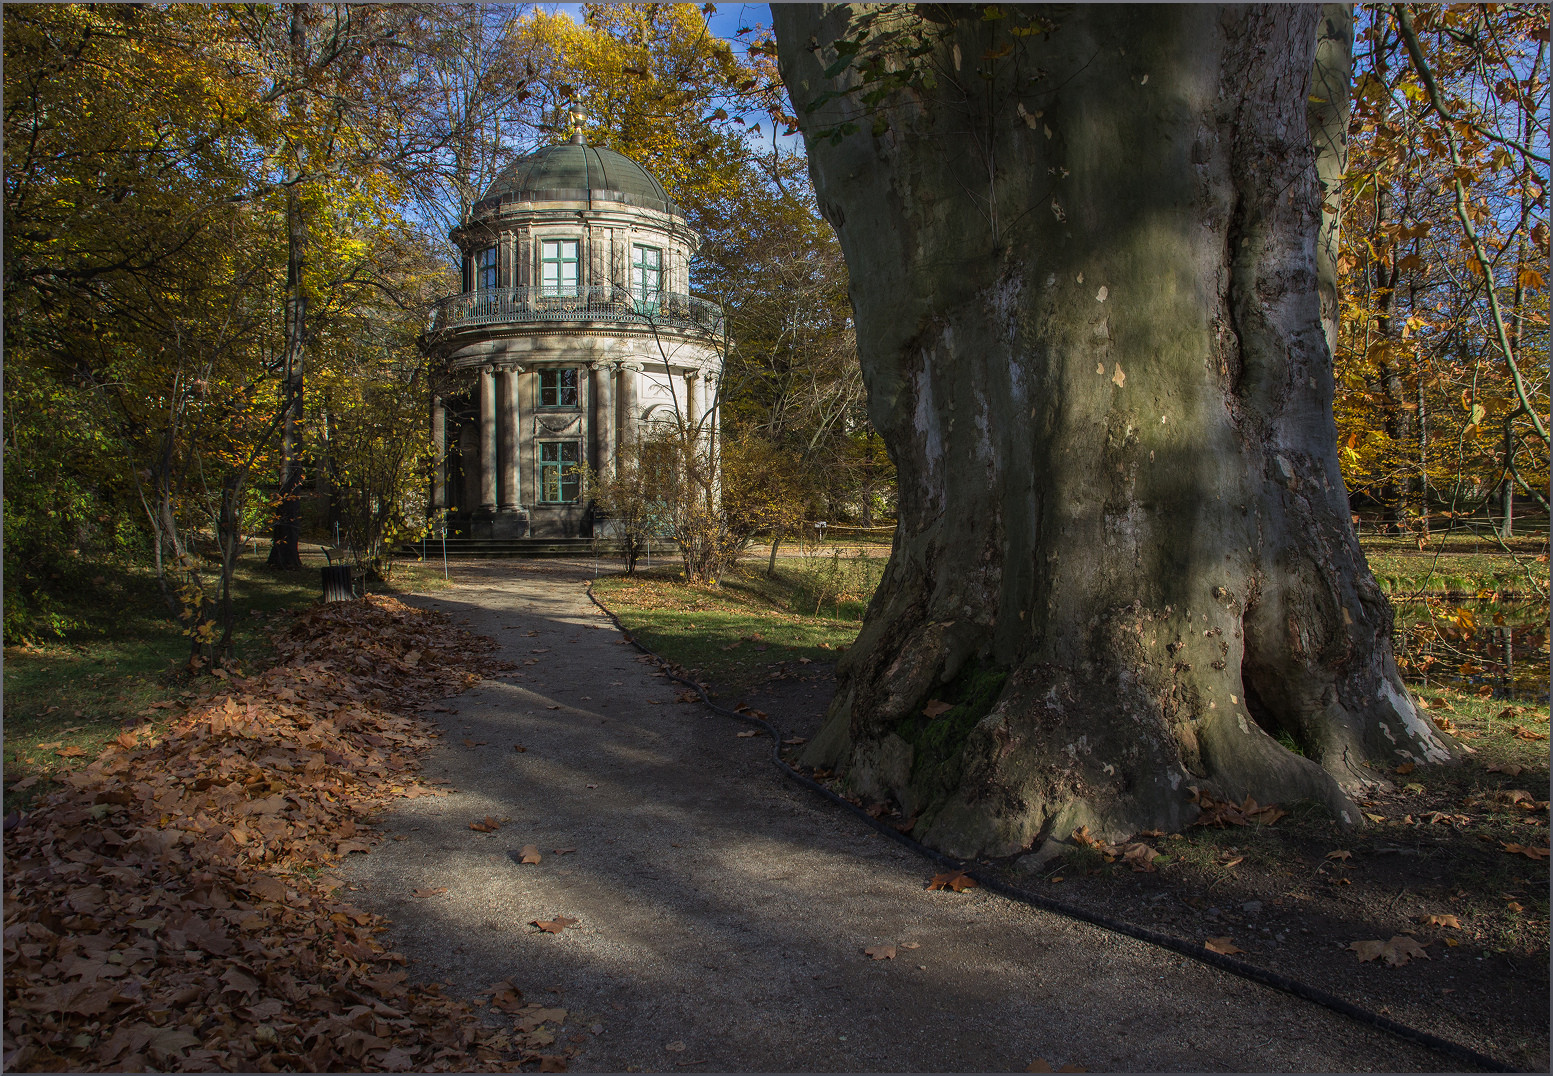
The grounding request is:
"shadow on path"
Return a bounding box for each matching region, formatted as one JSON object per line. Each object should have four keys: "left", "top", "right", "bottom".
{"left": 340, "top": 561, "right": 1457, "bottom": 1073}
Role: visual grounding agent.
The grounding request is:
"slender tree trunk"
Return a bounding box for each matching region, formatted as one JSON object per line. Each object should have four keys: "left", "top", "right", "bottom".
{"left": 1500, "top": 419, "right": 1516, "bottom": 538}
{"left": 776, "top": 4, "right": 1455, "bottom": 858}
{"left": 267, "top": 8, "right": 309, "bottom": 569}
{"left": 267, "top": 180, "right": 308, "bottom": 568}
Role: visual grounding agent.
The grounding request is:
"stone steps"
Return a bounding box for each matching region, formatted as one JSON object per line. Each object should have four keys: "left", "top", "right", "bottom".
{"left": 399, "top": 537, "right": 627, "bottom": 559}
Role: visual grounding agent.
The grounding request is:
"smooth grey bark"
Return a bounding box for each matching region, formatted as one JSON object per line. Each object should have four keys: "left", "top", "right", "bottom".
{"left": 775, "top": 4, "right": 1456, "bottom": 859}
{"left": 1308, "top": 4, "right": 1354, "bottom": 358}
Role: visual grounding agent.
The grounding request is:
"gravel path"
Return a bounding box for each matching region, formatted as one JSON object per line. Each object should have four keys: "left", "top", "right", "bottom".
{"left": 340, "top": 562, "right": 1458, "bottom": 1072}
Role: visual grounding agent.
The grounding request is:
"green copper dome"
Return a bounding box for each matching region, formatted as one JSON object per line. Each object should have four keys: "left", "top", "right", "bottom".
{"left": 480, "top": 138, "right": 676, "bottom": 215}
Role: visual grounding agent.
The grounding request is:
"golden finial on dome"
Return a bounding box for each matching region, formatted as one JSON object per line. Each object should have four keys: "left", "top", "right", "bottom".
{"left": 567, "top": 104, "right": 587, "bottom": 145}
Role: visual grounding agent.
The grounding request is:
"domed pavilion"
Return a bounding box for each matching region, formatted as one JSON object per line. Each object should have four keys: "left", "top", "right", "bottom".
{"left": 424, "top": 121, "right": 724, "bottom": 539}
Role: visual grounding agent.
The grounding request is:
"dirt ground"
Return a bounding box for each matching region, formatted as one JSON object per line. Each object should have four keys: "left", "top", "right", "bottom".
{"left": 340, "top": 561, "right": 1528, "bottom": 1072}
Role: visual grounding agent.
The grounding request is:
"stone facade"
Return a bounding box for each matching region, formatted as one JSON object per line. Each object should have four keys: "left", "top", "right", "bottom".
{"left": 424, "top": 135, "right": 723, "bottom": 539}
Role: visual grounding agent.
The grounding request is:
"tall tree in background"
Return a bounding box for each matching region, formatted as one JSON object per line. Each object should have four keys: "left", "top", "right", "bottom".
{"left": 1334, "top": 4, "right": 1548, "bottom": 541}
{"left": 4, "top": 4, "right": 285, "bottom": 652}
{"left": 776, "top": 4, "right": 1456, "bottom": 857}
{"left": 512, "top": 4, "right": 887, "bottom": 528}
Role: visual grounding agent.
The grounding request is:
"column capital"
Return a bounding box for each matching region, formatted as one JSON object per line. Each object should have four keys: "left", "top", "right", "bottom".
{"left": 498, "top": 362, "right": 525, "bottom": 374}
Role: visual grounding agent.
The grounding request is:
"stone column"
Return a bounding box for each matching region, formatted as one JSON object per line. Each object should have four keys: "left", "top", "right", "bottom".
{"left": 499, "top": 365, "right": 521, "bottom": 509}
{"left": 617, "top": 362, "right": 641, "bottom": 453}
{"left": 591, "top": 362, "right": 615, "bottom": 477}
{"left": 478, "top": 365, "right": 498, "bottom": 511}
{"left": 430, "top": 396, "right": 447, "bottom": 510}
{"left": 685, "top": 371, "right": 701, "bottom": 438}
{"left": 459, "top": 424, "right": 479, "bottom": 511}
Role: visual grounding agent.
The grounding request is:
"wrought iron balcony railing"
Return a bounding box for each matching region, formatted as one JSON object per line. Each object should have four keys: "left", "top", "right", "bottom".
{"left": 430, "top": 285, "right": 724, "bottom": 338}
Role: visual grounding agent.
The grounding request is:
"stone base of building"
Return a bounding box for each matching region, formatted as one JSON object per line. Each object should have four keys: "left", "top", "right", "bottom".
{"left": 470, "top": 509, "right": 530, "bottom": 539}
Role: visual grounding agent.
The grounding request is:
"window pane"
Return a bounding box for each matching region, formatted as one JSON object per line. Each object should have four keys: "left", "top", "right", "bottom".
{"left": 540, "top": 369, "right": 578, "bottom": 408}
{"left": 541, "top": 240, "right": 579, "bottom": 295}
{"left": 478, "top": 247, "right": 498, "bottom": 289}
{"left": 631, "top": 245, "right": 662, "bottom": 302}
{"left": 539, "top": 440, "right": 580, "bottom": 502}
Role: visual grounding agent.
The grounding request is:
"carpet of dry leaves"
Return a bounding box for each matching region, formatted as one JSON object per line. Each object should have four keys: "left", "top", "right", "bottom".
{"left": 3, "top": 596, "right": 565, "bottom": 1073}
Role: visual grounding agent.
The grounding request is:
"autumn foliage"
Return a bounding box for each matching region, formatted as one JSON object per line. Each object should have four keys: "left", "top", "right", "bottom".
{"left": 0, "top": 596, "right": 558, "bottom": 1072}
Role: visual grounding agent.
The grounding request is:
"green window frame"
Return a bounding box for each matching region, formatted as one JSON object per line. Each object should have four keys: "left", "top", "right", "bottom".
{"left": 476, "top": 246, "right": 499, "bottom": 290}
{"left": 539, "top": 368, "right": 579, "bottom": 408}
{"left": 539, "top": 441, "right": 581, "bottom": 502}
{"left": 631, "top": 244, "right": 662, "bottom": 304}
{"left": 540, "top": 239, "right": 579, "bottom": 296}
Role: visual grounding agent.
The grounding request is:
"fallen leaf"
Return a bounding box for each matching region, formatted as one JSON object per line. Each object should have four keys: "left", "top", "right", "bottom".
{"left": 1219, "top": 855, "right": 1245, "bottom": 869}
{"left": 1394, "top": 762, "right": 1415, "bottom": 775}
{"left": 1121, "top": 842, "right": 1161, "bottom": 872}
{"left": 1350, "top": 935, "right": 1430, "bottom": 966}
{"left": 1325, "top": 849, "right": 1353, "bottom": 863}
{"left": 1500, "top": 843, "right": 1550, "bottom": 860}
{"left": 1205, "top": 936, "right": 1245, "bottom": 955}
{"left": 782, "top": 737, "right": 807, "bottom": 745}
{"left": 470, "top": 816, "right": 501, "bottom": 833}
{"left": 412, "top": 887, "right": 448, "bottom": 898}
{"left": 864, "top": 945, "right": 896, "bottom": 960}
{"left": 539, "top": 1057, "right": 568, "bottom": 1072}
{"left": 1487, "top": 762, "right": 1525, "bottom": 776}
{"left": 1417, "top": 913, "right": 1460, "bottom": 929}
{"left": 1505, "top": 901, "right": 1524, "bottom": 913}
{"left": 487, "top": 981, "right": 526, "bottom": 1013}
{"left": 899, "top": 941, "right": 921, "bottom": 950}
{"left": 665, "top": 1041, "right": 686, "bottom": 1053}
{"left": 514, "top": 744, "right": 528, "bottom": 752}
{"left": 56, "top": 745, "right": 88, "bottom": 758}
{"left": 1363, "top": 812, "right": 1386, "bottom": 823}
{"left": 921, "top": 699, "right": 953, "bottom": 719}
{"left": 533, "top": 916, "right": 579, "bottom": 934}
{"left": 926, "top": 870, "right": 978, "bottom": 892}
{"left": 735, "top": 730, "right": 759, "bottom": 738}
{"left": 552, "top": 847, "right": 576, "bottom": 855}
{"left": 520, "top": 845, "right": 542, "bottom": 864}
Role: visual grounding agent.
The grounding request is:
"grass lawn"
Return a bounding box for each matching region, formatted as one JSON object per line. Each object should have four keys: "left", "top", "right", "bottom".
{"left": 2, "top": 548, "right": 453, "bottom": 812}
{"left": 1359, "top": 529, "right": 1550, "bottom": 596}
{"left": 590, "top": 551, "right": 888, "bottom": 694}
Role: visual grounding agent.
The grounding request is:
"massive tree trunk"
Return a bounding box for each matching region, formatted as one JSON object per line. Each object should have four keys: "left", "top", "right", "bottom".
{"left": 775, "top": 4, "right": 1457, "bottom": 860}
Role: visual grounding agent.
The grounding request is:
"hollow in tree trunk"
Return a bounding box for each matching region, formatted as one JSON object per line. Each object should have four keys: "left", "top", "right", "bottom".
{"left": 774, "top": 4, "right": 1457, "bottom": 859}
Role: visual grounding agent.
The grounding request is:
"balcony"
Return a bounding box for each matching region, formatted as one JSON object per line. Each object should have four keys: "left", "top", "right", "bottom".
{"left": 430, "top": 285, "right": 724, "bottom": 339}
